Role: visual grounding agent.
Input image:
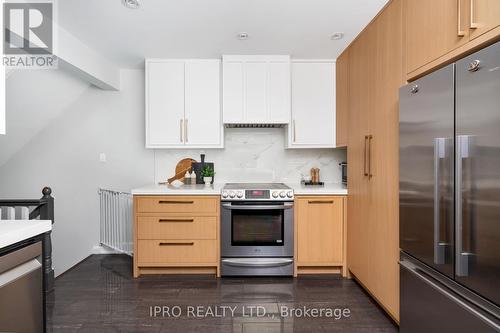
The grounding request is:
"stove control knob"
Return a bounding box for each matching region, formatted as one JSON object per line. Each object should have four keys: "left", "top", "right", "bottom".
{"left": 287, "top": 191, "right": 293, "bottom": 198}
{"left": 279, "top": 191, "right": 286, "bottom": 198}
{"left": 221, "top": 191, "right": 228, "bottom": 198}
{"left": 236, "top": 191, "right": 244, "bottom": 198}
{"left": 229, "top": 191, "right": 236, "bottom": 198}
{"left": 272, "top": 191, "right": 279, "bottom": 198}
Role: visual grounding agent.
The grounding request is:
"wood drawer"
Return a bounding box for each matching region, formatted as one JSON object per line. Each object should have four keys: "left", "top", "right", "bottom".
{"left": 137, "top": 240, "right": 217, "bottom": 264}
{"left": 135, "top": 196, "right": 218, "bottom": 214}
{"left": 137, "top": 216, "right": 216, "bottom": 240}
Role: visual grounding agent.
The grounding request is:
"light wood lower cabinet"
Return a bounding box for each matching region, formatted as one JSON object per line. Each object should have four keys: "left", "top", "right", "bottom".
{"left": 133, "top": 195, "right": 220, "bottom": 277}
{"left": 294, "top": 196, "right": 347, "bottom": 276}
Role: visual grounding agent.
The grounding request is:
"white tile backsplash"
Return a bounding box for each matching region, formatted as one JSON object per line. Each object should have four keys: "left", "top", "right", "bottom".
{"left": 154, "top": 128, "right": 346, "bottom": 184}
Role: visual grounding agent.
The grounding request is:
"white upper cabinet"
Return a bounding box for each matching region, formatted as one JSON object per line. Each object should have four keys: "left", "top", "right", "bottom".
{"left": 222, "top": 55, "right": 291, "bottom": 124}
{"left": 146, "top": 61, "right": 185, "bottom": 147}
{"left": 288, "top": 61, "right": 336, "bottom": 148}
{"left": 145, "top": 59, "right": 223, "bottom": 148}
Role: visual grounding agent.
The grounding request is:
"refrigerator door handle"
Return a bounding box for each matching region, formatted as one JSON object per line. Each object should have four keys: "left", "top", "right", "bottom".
{"left": 400, "top": 259, "right": 500, "bottom": 331}
{"left": 433, "top": 138, "right": 448, "bottom": 265}
{"left": 456, "top": 135, "right": 475, "bottom": 277}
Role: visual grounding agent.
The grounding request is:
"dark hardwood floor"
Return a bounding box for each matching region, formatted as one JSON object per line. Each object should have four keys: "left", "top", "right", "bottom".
{"left": 47, "top": 255, "right": 398, "bottom": 333}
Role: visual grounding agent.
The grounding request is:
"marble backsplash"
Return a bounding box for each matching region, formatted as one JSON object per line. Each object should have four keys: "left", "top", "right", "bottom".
{"left": 154, "top": 128, "right": 346, "bottom": 184}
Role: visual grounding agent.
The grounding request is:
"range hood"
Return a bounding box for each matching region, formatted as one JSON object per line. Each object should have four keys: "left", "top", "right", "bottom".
{"left": 222, "top": 55, "right": 291, "bottom": 128}
{"left": 224, "top": 123, "right": 286, "bottom": 128}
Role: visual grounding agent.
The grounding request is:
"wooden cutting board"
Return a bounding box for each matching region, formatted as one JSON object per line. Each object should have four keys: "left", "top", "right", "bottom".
{"left": 167, "top": 158, "right": 197, "bottom": 184}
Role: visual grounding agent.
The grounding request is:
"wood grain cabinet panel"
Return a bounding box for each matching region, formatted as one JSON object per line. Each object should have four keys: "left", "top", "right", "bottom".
{"left": 136, "top": 196, "right": 218, "bottom": 214}
{"left": 137, "top": 216, "right": 217, "bottom": 240}
{"left": 133, "top": 195, "right": 220, "bottom": 277}
{"left": 469, "top": 0, "right": 500, "bottom": 40}
{"left": 344, "top": 0, "right": 402, "bottom": 322}
{"left": 295, "top": 196, "right": 347, "bottom": 276}
{"left": 406, "top": 0, "right": 500, "bottom": 80}
{"left": 336, "top": 51, "right": 349, "bottom": 147}
{"left": 406, "top": 0, "right": 470, "bottom": 74}
{"left": 137, "top": 240, "right": 217, "bottom": 265}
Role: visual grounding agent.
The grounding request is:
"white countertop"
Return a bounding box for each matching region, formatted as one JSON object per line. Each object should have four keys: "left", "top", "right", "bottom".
{"left": 132, "top": 182, "right": 347, "bottom": 196}
{"left": 286, "top": 182, "right": 348, "bottom": 195}
{"left": 132, "top": 183, "right": 224, "bottom": 195}
{"left": 0, "top": 220, "right": 52, "bottom": 249}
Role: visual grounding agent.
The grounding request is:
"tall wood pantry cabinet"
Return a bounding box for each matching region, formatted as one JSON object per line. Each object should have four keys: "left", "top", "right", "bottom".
{"left": 344, "top": 0, "right": 403, "bottom": 322}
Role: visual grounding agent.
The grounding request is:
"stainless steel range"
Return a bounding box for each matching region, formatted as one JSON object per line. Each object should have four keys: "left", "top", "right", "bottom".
{"left": 220, "top": 183, "right": 294, "bottom": 276}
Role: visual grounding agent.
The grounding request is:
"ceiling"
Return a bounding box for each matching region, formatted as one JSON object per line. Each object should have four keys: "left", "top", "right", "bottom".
{"left": 58, "top": 0, "right": 388, "bottom": 69}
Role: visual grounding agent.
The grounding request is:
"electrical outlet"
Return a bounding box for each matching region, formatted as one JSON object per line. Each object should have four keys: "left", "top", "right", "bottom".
{"left": 99, "top": 153, "right": 106, "bottom": 162}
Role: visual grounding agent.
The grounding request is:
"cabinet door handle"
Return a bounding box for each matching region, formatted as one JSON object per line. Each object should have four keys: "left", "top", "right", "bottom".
{"left": 185, "top": 119, "right": 188, "bottom": 143}
{"left": 368, "top": 135, "right": 373, "bottom": 178}
{"left": 364, "top": 135, "right": 369, "bottom": 176}
{"left": 158, "top": 218, "right": 194, "bottom": 223}
{"left": 308, "top": 200, "right": 334, "bottom": 204}
{"left": 158, "top": 200, "right": 194, "bottom": 204}
{"left": 293, "top": 120, "right": 297, "bottom": 142}
{"left": 457, "top": 0, "right": 466, "bottom": 36}
{"left": 470, "top": 0, "right": 478, "bottom": 29}
{"left": 159, "top": 242, "right": 194, "bottom": 246}
{"left": 180, "top": 119, "right": 184, "bottom": 142}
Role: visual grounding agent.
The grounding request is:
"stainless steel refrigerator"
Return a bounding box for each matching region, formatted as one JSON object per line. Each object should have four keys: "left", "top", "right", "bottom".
{"left": 399, "top": 41, "right": 500, "bottom": 332}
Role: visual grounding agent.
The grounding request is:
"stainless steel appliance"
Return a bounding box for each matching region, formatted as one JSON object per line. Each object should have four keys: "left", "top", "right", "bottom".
{"left": 221, "top": 183, "right": 294, "bottom": 276}
{"left": 399, "top": 41, "right": 500, "bottom": 332}
{"left": 0, "top": 241, "right": 43, "bottom": 332}
{"left": 340, "top": 162, "right": 347, "bottom": 185}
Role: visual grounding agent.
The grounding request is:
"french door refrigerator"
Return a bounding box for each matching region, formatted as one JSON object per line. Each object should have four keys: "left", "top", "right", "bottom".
{"left": 399, "top": 41, "right": 500, "bottom": 332}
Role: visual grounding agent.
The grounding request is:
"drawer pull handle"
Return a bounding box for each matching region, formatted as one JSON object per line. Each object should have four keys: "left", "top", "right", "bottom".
{"left": 158, "top": 200, "right": 194, "bottom": 204}
{"left": 158, "top": 219, "right": 194, "bottom": 223}
{"left": 308, "top": 200, "right": 334, "bottom": 204}
{"left": 159, "top": 242, "right": 194, "bottom": 246}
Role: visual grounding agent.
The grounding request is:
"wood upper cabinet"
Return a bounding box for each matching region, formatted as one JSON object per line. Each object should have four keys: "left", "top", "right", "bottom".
{"left": 145, "top": 59, "right": 223, "bottom": 149}
{"left": 288, "top": 61, "right": 336, "bottom": 148}
{"left": 406, "top": 0, "right": 500, "bottom": 79}
{"left": 296, "top": 196, "right": 344, "bottom": 266}
{"left": 222, "top": 55, "right": 291, "bottom": 124}
{"left": 335, "top": 51, "right": 349, "bottom": 147}
{"left": 406, "top": 0, "right": 471, "bottom": 74}
{"left": 469, "top": 0, "right": 500, "bottom": 40}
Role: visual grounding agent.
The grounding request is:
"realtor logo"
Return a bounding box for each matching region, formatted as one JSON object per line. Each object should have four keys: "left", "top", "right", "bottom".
{"left": 3, "top": 1, "right": 57, "bottom": 68}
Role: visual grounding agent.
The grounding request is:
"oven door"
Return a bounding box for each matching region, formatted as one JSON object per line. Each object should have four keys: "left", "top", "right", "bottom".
{"left": 221, "top": 201, "right": 294, "bottom": 257}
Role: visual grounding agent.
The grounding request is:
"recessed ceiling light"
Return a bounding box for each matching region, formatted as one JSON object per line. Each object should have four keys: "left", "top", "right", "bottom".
{"left": 122, "top": 0, "right": 140, "bottom": 9}
{"left": 330, "top": 32, "right": 344, "bottom": 40}
{"left": 237, "top": 32, "right": 249, "bottom": 40}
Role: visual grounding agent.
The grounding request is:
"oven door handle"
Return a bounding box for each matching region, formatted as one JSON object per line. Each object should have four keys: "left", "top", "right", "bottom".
{"left": 221, "top": 203, "right": 294, "bottom": 210}
{"left": 222, "top": 258, "right": 293, "bottom": 268}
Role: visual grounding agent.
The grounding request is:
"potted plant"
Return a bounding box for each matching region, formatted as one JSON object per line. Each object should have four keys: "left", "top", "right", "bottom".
{"left": 201, "top": 166, "right": 215, "bottom": 185}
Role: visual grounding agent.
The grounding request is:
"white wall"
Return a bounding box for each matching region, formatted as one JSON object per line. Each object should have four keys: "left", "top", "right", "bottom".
{"left": 0, "top": 69, "right": 154, "bottom": 275}
{"left": 1, "top": 68, "right": 346, "bottom": 276}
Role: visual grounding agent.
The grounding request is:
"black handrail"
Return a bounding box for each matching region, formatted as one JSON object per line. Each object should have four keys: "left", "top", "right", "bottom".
{"left": 0, "top": 187, "right": 55, "bottom": 293}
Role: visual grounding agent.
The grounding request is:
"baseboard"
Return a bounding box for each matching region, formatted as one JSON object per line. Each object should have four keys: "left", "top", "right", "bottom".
{"left": 92, "top": 244, "right": 121, "bottom": 254}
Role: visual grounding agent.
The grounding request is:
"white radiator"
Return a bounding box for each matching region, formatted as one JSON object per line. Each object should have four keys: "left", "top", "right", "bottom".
{"left": 98, "top": 189, "right": 133, "bottom": 256}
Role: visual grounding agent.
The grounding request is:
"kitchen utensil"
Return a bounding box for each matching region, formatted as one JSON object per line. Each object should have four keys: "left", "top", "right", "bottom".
{"left": 167, "top": 158, "right": 196, "bottom": 184}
